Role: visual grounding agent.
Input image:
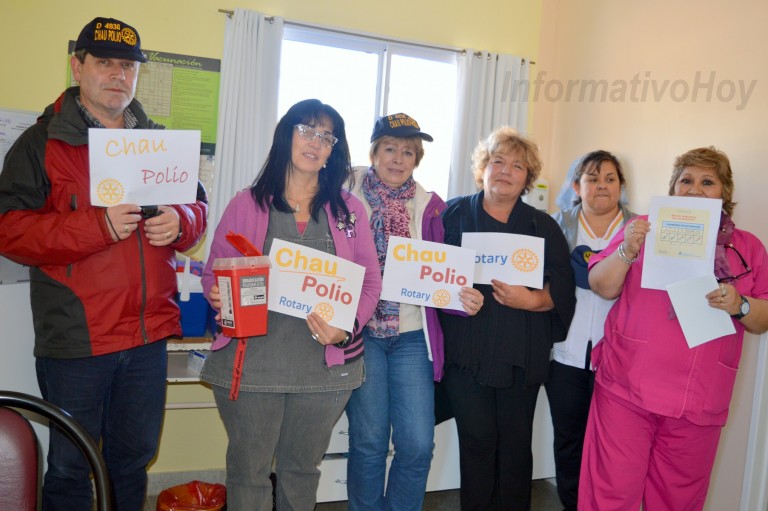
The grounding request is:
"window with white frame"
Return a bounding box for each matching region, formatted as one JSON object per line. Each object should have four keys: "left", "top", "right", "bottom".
{"left": 277, "top": 26, "right": 458, "bottom": 199}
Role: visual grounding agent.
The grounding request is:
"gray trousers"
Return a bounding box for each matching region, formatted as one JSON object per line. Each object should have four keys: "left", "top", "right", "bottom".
{"left": 212, "top": 386, "right": 351, "bottom": 511}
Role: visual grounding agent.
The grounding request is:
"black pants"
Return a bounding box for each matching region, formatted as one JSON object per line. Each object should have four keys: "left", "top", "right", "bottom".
{"left": 544, "top": 360, "right": 595, "bottom": 511}
{"left": 443, "top": 363, "right": 540, "bottom": 511}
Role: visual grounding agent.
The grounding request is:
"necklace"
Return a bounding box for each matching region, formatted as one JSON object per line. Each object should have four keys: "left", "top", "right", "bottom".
{"left": 284, "top": 195, "right": 302, "bottom": 214}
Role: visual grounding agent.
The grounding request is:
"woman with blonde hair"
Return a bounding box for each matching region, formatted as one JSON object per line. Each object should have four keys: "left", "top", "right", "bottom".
{"left": 439, "top": 127, "right": 575, "bottom": 510}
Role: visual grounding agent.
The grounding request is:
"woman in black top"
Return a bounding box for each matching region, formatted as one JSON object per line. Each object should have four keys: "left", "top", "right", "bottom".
{"left": 439, "top": 127, "right": 575, "bottom": 511}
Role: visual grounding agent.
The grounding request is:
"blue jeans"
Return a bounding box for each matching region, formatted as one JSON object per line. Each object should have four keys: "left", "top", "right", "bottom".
{"left": 346, "top": 329, "right": 435, "bottom": 511}
{"left": 36, "top": 340, "right": 167, "bottom": 511}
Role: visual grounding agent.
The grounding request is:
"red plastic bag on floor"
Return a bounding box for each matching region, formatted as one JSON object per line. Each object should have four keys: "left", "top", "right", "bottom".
{"left": 156, "top": 480, "right": 226, "bottom": 511}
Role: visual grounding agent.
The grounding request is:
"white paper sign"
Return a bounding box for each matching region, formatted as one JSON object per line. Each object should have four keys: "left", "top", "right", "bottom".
{"left": 666, "top": 275, "right": 736, "bottom": 348}
{"left": 642, "top": 196, "right": 721, "bottom": 290}
{"left": 88, "top": 129, "right": 201, "bottom": 206}
{"left": 380, "top": 236, "right": 475, "bottom": 310}
{"left": 461, "top": 232, "right": 545, "bottom": 288}
{"left": 267, "top": 238, "right": 364, "bottom": 331}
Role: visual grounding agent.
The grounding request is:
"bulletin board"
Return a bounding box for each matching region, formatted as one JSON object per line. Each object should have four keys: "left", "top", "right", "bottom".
{"left": 67, "top": 41, "right": 221, "bottom": 156}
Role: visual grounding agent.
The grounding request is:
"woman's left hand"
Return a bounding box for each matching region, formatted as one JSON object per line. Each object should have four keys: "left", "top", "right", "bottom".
{"left": 706, "top": 282, "right": 739, "bottom": 315}
{"left": 459, "top": 287, "right": 484, "bottom": 316}
{"left": 306, "top": 312, "right": 348, "bottom": 345}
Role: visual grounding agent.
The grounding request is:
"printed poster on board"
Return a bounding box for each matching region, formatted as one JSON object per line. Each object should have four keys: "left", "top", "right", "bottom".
{"left": 380, "top": 236, "right": 475, "bottom": 310}
{"left": 267, "top": 238, "right": 364, "bottom": 332}
{"left": 462, "top": 232, "right": 545, "bottom": 288}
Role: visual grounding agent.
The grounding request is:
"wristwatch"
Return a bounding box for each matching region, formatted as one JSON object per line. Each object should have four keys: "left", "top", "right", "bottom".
{"left": 732, "top": 295, "right": 750, "bottom": 320}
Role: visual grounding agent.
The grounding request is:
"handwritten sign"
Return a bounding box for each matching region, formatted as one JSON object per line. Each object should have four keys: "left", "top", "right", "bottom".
{"left": 267, "top": 238, "right": 364, "bottom": 331}
{"left": 380, "top": 236, "right": 475, "bottom": 310}
{"left": 88, "top": 129, "right": 201, "bottom": 206}
{"left": 461, "top": 232, "right": 545, "bottom": 288}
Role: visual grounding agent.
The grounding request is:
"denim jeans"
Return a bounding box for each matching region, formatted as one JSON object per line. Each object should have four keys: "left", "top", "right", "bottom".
{"left": 346, "top": 329, "right": 435, "bottom": 511}
{"left": 212, "top": 386, "right": 351, "bottom": 511}
{"left": 36, "top": 340, "right": 167, "bottom": 511}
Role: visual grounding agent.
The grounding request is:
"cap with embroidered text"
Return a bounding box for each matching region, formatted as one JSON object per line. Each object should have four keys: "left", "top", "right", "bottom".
{"left": 370, "top": 113, "right": 433, "bottom": 143}
{"left": 75, "top": 17, "right": 147, "bottom": 63}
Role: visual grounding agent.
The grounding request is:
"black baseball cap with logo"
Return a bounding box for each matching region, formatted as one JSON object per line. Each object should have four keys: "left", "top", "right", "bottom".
{"left": 370, "top": 113, "right": 433, "bottom": 143}
{"left": 75, "top": 17, "right": 147, "bottom": 63}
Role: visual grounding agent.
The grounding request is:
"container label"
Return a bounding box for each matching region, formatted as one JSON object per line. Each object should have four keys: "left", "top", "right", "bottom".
{"left": 218, "top": 275, "right": 235, "bottom": 328}
{"left": 239, "top": 275, "right": 267, "bottom": 307}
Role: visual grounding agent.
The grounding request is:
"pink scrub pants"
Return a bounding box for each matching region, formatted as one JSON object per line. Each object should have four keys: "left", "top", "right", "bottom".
{"left": 578, "top": 383, "right": 722, "bottom": 511}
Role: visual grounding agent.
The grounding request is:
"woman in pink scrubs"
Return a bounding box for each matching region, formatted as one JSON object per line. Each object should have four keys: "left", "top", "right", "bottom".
{"left": 580, "top": 146, "right": 768, "bottom": 511}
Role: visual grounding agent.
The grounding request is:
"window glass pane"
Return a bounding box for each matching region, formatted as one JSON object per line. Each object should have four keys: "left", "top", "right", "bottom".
{"left": 278, "top": 40, "right": 379, "bottom": 167}
{"left": 387, "top": 54, "right": 457, "bottom": 200}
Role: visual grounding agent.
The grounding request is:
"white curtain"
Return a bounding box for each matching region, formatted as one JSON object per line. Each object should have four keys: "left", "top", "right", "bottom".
{"left": 204, "top": 10, "right": 283, "bottom": 258}
{"left": 447, "top": 51, "right": 530, "bottom": 199}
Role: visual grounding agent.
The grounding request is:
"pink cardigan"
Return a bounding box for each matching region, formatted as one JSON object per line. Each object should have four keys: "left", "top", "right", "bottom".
{"left": 202, "top": 189, "right": 382, "bottom": 367}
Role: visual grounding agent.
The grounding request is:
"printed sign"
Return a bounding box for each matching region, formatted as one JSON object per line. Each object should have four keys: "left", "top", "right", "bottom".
{"left": 461, "top": 232, "right": 545, "bottom": 288}
{"left": 267, "top": 239, "right": 364, "bottom": 331}
{"left": 88, "top": 128, "right": 201, "bottom": 206}
{"left": 642, "top": 196, "right": 721, "bottom": 290}
{"left": 380, "top": 236, "right": 475, "bottom": 310}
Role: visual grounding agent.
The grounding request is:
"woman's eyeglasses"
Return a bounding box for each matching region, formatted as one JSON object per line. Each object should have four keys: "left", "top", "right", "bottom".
{"left": 716, "top": 244, "right": 752, "bottom": 283}
{"left": 294, "top": 124, "right": 338, "bottom": 148}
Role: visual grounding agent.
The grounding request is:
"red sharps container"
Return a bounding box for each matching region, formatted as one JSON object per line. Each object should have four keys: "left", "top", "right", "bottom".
{"left": 213, "top": 256, "right": 271, "bottom": 338}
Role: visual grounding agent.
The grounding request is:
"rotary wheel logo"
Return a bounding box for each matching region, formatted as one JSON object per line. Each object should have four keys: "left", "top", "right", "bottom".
{"left": 122, "top": 28, "right": 138, "bottom": 46}
{"left": 511, "top": 248, "right": 539, "bottom": 273}
{"left": 432, "top": 289, "right": 451, "bottom": 307}
{"left": 96, "top": 178, "right": 125, "bottom": 205}
{"left": 312, "top": 302, "right": 335, "bottom": 322}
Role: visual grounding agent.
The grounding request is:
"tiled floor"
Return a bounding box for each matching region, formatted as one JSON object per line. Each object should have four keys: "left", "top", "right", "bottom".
{"left": 145, "top": 478, "right": 562, "bottom": 510}
{"left": 315, "top": 479, "right": 561, "bottom": 510}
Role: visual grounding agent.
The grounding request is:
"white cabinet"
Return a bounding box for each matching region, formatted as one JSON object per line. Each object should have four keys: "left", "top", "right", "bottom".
{"left": 316, "top": 386, "right": 554, "bottom": 503}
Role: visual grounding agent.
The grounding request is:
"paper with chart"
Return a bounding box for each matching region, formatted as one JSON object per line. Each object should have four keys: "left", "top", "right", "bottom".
{"left": 641, "top": 196, "right": 721, "bottom": 290}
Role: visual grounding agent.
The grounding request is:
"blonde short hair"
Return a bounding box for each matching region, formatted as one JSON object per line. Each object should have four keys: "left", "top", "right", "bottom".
{"left": 471, "top": 127, "right": 542, "bottom": 192}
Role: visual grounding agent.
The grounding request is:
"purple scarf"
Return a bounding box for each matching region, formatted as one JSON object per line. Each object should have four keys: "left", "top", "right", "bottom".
{"left": 362, "top": 167, "right": 416, "bottom": 337}
{"left": 714, "top": 211, "right": 735, "bottom": 280}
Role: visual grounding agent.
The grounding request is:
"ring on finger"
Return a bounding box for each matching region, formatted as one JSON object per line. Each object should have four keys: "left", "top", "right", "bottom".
{"left": 721, "top": 285, "right": 727, "bottom": 297}
{"left": 721, "top": 296, "right": 724, "bottom": 304}
{"left": 124, "top": 224, "right": 129, "bottom": 233}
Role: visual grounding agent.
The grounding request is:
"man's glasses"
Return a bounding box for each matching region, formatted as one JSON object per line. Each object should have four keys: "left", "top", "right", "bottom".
{"left": 716, "top": 244, "right": 752, "bottom": 283}
{"left": 294, "top": 124, "right": 338, "bottom": 148}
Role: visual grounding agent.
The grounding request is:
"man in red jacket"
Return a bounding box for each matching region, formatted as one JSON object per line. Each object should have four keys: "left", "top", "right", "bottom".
{"left": 0, "top": 17, "right": 208, "bottom": 510}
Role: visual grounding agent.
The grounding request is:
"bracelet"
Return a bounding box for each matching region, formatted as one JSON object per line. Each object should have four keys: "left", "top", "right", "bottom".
{"left": 617, "top": 242, "right": 638, "bottom": 265}
{"left": 104, "top": 211, "right": 120, "bottom": 240}
{"left": 172, "top": 228, "right": 183, "bottom": 244}
{"left": 334, "top": 331, "right": 352, "bottom": 348}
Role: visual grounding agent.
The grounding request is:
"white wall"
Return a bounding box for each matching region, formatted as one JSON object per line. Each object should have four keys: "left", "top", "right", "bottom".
{"left": 534, "top": 1, "right": 768, "bottom": 508}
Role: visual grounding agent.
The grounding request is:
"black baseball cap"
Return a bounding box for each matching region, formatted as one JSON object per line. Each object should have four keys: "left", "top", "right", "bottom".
{"left": 75, "top": 17, "right": 147, "bottom": 63}
{"left": 370, "top": 113, "right": 433, "bottom": 143}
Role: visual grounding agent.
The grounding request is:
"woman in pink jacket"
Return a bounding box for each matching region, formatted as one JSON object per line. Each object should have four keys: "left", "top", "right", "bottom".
{"left": 580, "top": 146, "right": 768, "bottom": 511}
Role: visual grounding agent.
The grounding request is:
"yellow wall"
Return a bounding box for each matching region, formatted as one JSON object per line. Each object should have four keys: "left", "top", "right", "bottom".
{"left": 1, "top": 0, "right": 544, "bottom": 474}
{"left": 534, "top": 1, "right": 768, "bottom": 508}
{"left": 1, "top": 0, "right": 542, "bottom": 112}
